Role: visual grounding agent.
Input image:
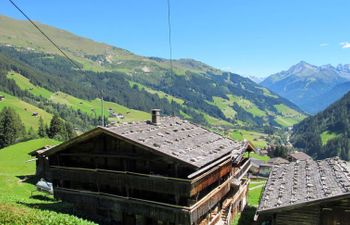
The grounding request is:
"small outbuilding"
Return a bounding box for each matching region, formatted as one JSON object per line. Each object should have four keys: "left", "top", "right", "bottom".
{"left": 250, "top": 159, "right": 272, "bottom": 177}
{"left": 287, "top": 151, "right": 312, "bottom": 162}
{"left": 0, "top": 95, "right": 5, "bottom": 101}
{"left": 268, "top": 157, "right": 289, "bottom": 165}
{"left": 28, "top": 145, "right": 55, "bottom": 178}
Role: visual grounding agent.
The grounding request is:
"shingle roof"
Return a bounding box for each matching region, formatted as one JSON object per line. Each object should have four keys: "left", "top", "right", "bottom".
{"left": 104, "top": 117, "right": 247, "bottom": 168}
{"left": 288, "top": 151, "right": 312, "bottom": 161}
{"left": 28, "top": 145, "right": 54, "bottom": 156}
{"left": 258, "top": 157, "right": 350, "bottom": 213}
{"left": 268, "top": 157, "right": 289, "bottom": 165}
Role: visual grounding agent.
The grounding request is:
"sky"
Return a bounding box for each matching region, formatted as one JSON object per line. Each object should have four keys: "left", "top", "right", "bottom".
{"left": 1, "top": 0, "right": 350, "bottom": 77}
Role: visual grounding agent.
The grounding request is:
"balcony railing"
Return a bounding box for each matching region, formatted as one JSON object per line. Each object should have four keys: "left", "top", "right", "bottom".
{"left": 233, "top": 158, "right": 251, "bottom": 181}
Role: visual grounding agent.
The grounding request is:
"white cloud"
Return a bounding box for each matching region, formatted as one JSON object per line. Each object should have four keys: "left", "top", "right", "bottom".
{"left": 320, "top": 43, "right": 328, "bottom": 47}
{"left": 340, "top": 42, "right": 350, "bottom": 49}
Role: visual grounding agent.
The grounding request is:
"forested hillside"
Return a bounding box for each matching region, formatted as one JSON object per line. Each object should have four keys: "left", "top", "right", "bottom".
{"left": 291, "top": 91, "right": 350, "bottom": 160}
{"left": 0, "top": 45, "right": 305, "bottom": 132}
{"left": 0, "top": 15, "right": 306, "bottom": 132}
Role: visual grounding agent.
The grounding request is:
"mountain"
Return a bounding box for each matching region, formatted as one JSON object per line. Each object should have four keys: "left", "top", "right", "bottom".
{"left": 248, "top": 75, "right": 265, "bottom": 84}
{"left": 261, "top": 61, "right": 350, "bottom": 114}
{"left": 0, "top": 15, "right": 306, "bottom": 131}
{"left": 291, "top": 91, "right": 350, "bottom": 160}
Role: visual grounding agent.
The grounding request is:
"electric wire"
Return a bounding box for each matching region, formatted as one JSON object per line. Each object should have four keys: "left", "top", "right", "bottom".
{"left": 8, "top": 0, "right": 81, "bottom": 70}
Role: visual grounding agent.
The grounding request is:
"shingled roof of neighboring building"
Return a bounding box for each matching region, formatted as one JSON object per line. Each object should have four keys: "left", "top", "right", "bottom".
{"left": 268, "top": 157, "right": 289, "bottom": 165}
{"left": 257, "top": 157, "right": 350, "bottom": 213}
{"left": 44, "top": 117, "right": 251, "bottom": 169}
{"left": 288, "top": 151, "right": 312, "bottom": 161}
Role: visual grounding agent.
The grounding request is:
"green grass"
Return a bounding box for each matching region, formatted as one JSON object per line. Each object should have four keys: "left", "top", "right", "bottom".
{"left": 321, "top": 131, "right": 339, "bottom": 145}
{"left": 0, "top": 139, "right": 97, "bottom": 225}
{"left": 261, "top": 87, "right": 278, "bottom": 98}
{"left": 210, "top": 94, "right": 266, "bottom": 119}
{"left": 245, "top": 152, "right": 270, "bottom": 163}
{"left": 230, "top": 129, "right": 268, "bottom": 148}
{"left": 0, "top": 15, "right": 222, "bottom": 80}
{"left": 129, "top": 81, "right": 185, "bottom": 104}
{"left": 50, "top": 92, "right": 149, "bottom": 123}
{"left": 211, "top": 96, "right": 237, "bottom": 119}
{"left": 7, "top": 71, "right": 53, "bottom": 98}
{"left": 8, "top": 71, "right": 149, "bottom": 123}
{"left": 232, "top": 179, "right": 266, "bottom": 225}
{"left": 274, "top": 104, "right": 306, "bottom": 127}
{"left": 229, "top": 95, "right": 266, "bottom": 117}
{"left": 0, "top": 91, "right": 52, "bottom": 130}
{"left": 202, "top": 113, "right": 236, "bottom": 128}
{"left": 248, "top": 180, "right": 265, "bottom": 207}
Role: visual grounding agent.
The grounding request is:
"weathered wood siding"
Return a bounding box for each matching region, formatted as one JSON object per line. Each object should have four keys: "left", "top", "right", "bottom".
{"left": 275, "top": 206, "right": 320, "bottom": 225}
{"left": 258, "top": 198, "right": 350, "bottom": 225}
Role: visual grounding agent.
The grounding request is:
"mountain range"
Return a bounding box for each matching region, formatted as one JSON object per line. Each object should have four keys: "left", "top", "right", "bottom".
{"left": 0, "top": 15, "right": 306, "bottom": 133}
{"left": 261, "top": 61, "right": 350, "bottom": 114}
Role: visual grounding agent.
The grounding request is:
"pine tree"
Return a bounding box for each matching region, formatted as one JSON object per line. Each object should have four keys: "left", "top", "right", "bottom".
{"left": 0, "top": 107, "right": 25, "bottom": 148}
{"left": 38, "top": 117, "right": 46, "bottom": 138}
{"left": 48, "top": 114, "right": 64, "bottom": 139}
{"left": 26, "top": 126, "right": 38, "bottom": 140}
{"left": 64, "top": 122, "right": 76, "bottom": 140}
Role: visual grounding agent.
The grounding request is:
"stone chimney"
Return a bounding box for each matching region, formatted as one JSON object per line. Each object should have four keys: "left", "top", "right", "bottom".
{"left": 151, "top": 109, "right": 161, "bottom": 125}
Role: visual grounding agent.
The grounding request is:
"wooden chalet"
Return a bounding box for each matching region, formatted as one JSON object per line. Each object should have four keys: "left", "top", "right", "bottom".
{"left": 256, "top": 157, "right": 350, "bottom": 225}
{"left": 36, "top": 109, "right": 255, "bottom": 225}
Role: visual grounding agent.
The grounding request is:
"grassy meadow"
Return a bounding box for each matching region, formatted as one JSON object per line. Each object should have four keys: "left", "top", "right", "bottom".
{"left": 7, "top": 71, "right": 149, "bottom": 123}
{"left": 0, "top": 91, "right": 52, "bottom": 130}
{"left": 0, "top": 139, "right": 97, "bottom": 225}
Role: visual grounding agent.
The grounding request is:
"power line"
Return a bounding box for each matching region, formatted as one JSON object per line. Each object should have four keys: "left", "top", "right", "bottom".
{"left": 8, "top": 0, "right": 81, "bottom": 70}
{"left": 167, "top": 0, "right": 174, "bottom": 76}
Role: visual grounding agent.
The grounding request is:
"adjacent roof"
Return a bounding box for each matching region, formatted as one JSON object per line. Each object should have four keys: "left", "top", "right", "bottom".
{"left": 257, "top": 157, "right": 350, "bottom": 213}
{"left": 288, "top": 151, "right": 312, "bottom": 161}
{"left": 28, "top": 145, "right": 54, "bottom": 156}
{"left": 251, "top": 159, "right": 267, "bottom": 167}
{"left": 268, "top": 157, "right": 289, "bottom": 165}
{"left": 44, "top": 117, "right": 249, "bottom": 169}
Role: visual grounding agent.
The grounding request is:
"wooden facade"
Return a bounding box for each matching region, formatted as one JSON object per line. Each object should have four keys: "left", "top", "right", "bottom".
{"left": 38, "top": 115, "right": 253, "bottom": 225}
{"left": 257, "top": 197, "right": 350, "bottom": 225}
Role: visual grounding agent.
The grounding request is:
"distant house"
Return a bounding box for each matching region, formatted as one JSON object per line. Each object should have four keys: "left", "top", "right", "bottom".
{"left": 287, "top": 151, "right": 312, "bottom": 162}
{"left": 32, "top": 112, "right": 39, "bottom": 117}
{"left": 110, "top": 113, "right": 124, "bottom": 119}
{"left": 0, "top": 95, "right": 5, "bottom": 101}
{"left": 250, "top": 159, "right": 272, "bottom": 177}
{"left": 33, "top": 109, "right": 255, "bottom": 225}
{"left": 117, "top": 113, "right": 125, "bottom": 119}
{"left": 268, "top": 157, "right": 289, "bottom": 165}
{"left": 256, "top": 157, "right": 350, "bottom": 225}
{"left": 259, "top": 149, "right": 268, "bottom": 156}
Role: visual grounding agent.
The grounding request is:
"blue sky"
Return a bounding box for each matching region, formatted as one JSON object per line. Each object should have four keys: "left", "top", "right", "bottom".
{"left": 1, "top": 0, "right": 350, "bottom": 77}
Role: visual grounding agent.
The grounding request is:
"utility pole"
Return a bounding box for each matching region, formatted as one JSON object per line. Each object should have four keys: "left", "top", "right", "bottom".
{"left": 101, "top": 92, "right": 104, "bottom": 127}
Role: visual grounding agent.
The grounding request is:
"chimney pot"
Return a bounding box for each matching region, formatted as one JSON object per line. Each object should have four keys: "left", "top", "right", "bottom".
{"left": 151, "top": 109, "right": 161, "bottom": 125}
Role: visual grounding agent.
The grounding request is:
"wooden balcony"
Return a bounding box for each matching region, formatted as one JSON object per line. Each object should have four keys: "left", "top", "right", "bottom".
{"left": 53, "top": 175, "right": 234, "bottom": 224}
{"left": 54, "top": 187, "right": 191, "bottom": 224}
{"left": 50, "top": 166, "right": 192, "bottom": 197}
{"left": 232, "top": 158, "right": 251, "bottom": 181}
